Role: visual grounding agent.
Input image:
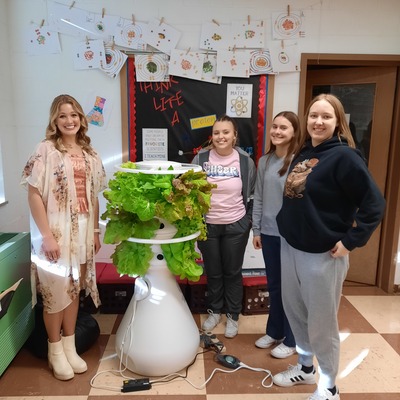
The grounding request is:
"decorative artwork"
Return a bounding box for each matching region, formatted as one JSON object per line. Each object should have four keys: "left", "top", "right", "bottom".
{"left": 135, "top": 54, "right": 170, "bottom": 82}
{"left": 48, "top": 2, "right": 92, "bottom": 37}
{"left": 142, "top": 18, "right": 181, "bottom": 54}
{"left": 114, "top": 18, "right": 147, "bottom": 50}
{"left": 201, "top": 54, "right": 222, "bottom": 84}
{"left": 232, "top": 19, "right": 265, "bottom": 49}
{"left": 272, "top": 10, "right": 305, "bottom": 39}
{"left": 169, "top": 49, "right": 204, "bottom": 80}
{"left": 269, "top": 40, "right": 300, "bottom": 72}
{"left": 73, "top": 39, "right": 106, "bottom": 70}
{"left": 84, "top": 93, "right": 112, "bottom": 130}
{"left": 24, "top": 26, "right": 61, "bottom": 55}
{"left": 86, "top": 96, "right": 106, "bottom": 127}
{"left": 100, "top": 43, "right": 128, "bottom": 78}
{"left": 226, "top": 83, "right": 253, "bottom": 118}
{"left": 249, "top": 50, "right": 274, "bottom": 75}
{"left": 88, "top": 14, "right": 120, "bottom": 41}
{"left": 199, "top": 21, "right": 232, "bottom": 51}
{"left": 216, "top": 50, "right": 251, "bottom": 78}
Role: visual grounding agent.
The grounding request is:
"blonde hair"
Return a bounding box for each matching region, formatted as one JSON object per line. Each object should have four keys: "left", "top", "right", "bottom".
{"left": 46, "top": 94, "right": 94, "bottom": 154}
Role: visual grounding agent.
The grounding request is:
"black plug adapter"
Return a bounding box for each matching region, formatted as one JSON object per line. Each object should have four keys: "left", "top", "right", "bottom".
{"left": 121, "top": 378, "right": 152, "bottom": 392}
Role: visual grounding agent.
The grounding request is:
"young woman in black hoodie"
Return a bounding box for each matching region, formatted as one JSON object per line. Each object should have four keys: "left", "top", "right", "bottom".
{"left": 273, "top": 94, "right": 385, "bottom": 400}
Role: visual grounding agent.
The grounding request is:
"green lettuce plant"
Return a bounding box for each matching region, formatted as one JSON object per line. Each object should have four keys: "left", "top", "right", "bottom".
{"left": 101, "top": 162, "right": 215, "bottom": 281}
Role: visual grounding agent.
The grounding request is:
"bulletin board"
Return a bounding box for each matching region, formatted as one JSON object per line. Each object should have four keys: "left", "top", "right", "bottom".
{"left": 120, "top": 56, "right": 274, "bottom": 164}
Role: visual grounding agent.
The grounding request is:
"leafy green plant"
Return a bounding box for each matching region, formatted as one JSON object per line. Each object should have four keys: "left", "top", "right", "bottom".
{"left": 101, "top": 162, "right": 215, "bottom": 280}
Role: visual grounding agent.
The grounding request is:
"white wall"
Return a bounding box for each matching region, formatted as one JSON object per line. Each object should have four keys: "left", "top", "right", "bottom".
{"left": 1, "top": 0, "right": 399, "bottom": 273}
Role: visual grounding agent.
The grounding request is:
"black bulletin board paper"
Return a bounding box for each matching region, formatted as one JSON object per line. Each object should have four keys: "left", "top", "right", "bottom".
{"left": 125, "top": 57, "right": 269, "bottom": 164}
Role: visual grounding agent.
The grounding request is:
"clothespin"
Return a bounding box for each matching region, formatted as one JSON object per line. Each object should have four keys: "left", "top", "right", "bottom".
{"left": 69, "top": 1, "right": 75, "bottom": 10}
{"left": 111, "top": 36, "right": 115, "bottom": 50}
{"left": 132, "top": 14, "right": 135, "bottom": 25}
{"left": 247, "top": 15, "right": 250, "bottom": 25}
{"left": 86, "top": 36, "right": 89, "bottom": 45}
{"left": 40, "top": 19, "right": 45, "bottom": 28}
{"left": 261, "top": 20, "right": 264, "bottom": 27}
{"left": 102, "top": 8, "right": 105, "bottom": 18}
{"left": 287, "top": 5, "right": 290, "bottom": 16}
{"left": 281, "top": 40, "right": 284, "bottom": 49}
{"left": 232, "top": 45, "right": 236, "bottom": 53}
{"left": 159, "top": 17, "right": 164, "bottom": 26}
{"left": 212, "top": 19, "right": 220, "bottom": 26}
{"left": 186, "top": 47, "right": 191, "bottom": 55}
{"left": 206, "top": 50, "right": 209, "bottom": 59}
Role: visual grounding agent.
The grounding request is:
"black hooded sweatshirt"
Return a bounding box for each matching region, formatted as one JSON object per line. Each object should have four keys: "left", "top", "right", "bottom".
{"left": 276, "top": 136, "right": 385, "bottom": 253}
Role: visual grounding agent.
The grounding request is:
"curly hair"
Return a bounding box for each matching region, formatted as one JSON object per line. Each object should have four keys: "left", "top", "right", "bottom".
{"left": 45, "top": 94, "right": 94, "bottom": 155}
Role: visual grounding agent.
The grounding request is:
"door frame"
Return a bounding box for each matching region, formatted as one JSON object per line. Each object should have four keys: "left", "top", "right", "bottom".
{"left": 298, "top": 53, "right": 400, "bottom": 293}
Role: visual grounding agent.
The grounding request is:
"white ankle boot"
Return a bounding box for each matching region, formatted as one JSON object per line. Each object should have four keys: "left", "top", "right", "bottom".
{"left": 62, "top": 334, "right": 87, "bottom": 373}
{"left": 48, "top": 339, "right": 74, "bottom": 380}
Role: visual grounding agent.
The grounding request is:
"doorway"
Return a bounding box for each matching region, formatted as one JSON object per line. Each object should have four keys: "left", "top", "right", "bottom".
{"left": 299, "top": 54, "right": 400, "bottom": 292}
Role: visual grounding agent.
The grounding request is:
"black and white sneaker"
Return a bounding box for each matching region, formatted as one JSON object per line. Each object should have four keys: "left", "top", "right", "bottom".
{"left": 273, "top": 363, "right": 316, "bottom": 387}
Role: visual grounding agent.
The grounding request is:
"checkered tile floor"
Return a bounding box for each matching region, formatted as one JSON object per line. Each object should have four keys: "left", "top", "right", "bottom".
{"left": 0, "top": 285, "right": 399, "bottom": 399}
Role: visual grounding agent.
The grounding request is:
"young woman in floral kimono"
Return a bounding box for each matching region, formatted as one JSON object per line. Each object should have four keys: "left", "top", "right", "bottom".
{"left": 21, "top": 94, "right": 107, "bottom": 380}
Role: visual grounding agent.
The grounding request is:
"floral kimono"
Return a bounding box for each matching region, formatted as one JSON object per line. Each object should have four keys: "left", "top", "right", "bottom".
{"left": 21, "top": 140, "right": 107, "bottom": 313}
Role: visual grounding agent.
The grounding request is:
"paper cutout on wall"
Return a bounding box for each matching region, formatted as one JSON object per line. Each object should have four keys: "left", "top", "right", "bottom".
{"left": 216, "top": 50, "right": 251, "bottom": 78}
{"left": 89, "top": 14, "right": 120, "bottom": 41}
{"left": 269, "top": 40, "right": 300, "bottom": 72}
{"left": 169, "top": 49, "right": 204, "bottom": 80}
{"left": 201, "top": 54, "right": 222, "bottom": 84}
{"left": 48, "top": 2, "right": 93, "bottom": 37}
{"left": 142, "top": 18, "right": 181, "bottom": 54}
{"left": 135, "top": 54, "right": 170, "bottom": 82}
{"left": 226, "top": 83, "right": 253, "bottom": 118}
{"left": 114, "top": 18, "right": 147, "bottom": 50}
{"left": 24, "top": 26, "right": 61, "bottom": 55}
{"left": 272, "top": 11, "right": 305, "bottom": 40}
{"left": 84, "top": 93, "right": 112, "bottom": 130}
{"left": 73, "top": 39, "right": 106, "bottom": 70}
{"left": 100, "top": 43, "right": 128, "bottom": 78}
{"left": 249, "top": 50, "right": 274, "bottom": 75}
{"left": 200, "top": 22, "right": 232, "bottom": 51}
{"left": 232, "top": 19, "right": 265, "bottom": 49}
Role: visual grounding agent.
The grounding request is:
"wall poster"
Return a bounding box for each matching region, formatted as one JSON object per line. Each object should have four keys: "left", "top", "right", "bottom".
{"left": 121, "top": 56, "right": 274, "bottom": 164}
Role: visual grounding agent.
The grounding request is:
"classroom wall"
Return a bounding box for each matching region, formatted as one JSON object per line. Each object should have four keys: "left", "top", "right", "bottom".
{"left": 1, "top": 0, "right": 399, "bottom": 276}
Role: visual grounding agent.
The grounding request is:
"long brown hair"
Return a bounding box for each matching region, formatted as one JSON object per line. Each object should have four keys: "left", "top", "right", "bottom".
{"left": 295, "top": 93, "right": 356, "bottom": 159}
{"left": 265, "top": 111, "right": 301, "bottom": 176}
{"left": 45, "top": 94, "right": 94, "bottom": 154}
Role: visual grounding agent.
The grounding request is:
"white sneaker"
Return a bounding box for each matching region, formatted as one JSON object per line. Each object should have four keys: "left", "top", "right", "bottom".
{"left": 255, "top": 334, "right": 283, "bottom": 349}
{"left": 202, "top": 309, "right": 221, "bottom": 331}
{"left": 225, "top": 314, "right": 238, "bottom": 338}
{"left": 273, "top": 363, "right": 316, "bottom": 387}
{"left": 270, "top": 343, "right": 297, "bottom": 359}
{"left": 309, "top": 387, "right": 340, "bottom": 400}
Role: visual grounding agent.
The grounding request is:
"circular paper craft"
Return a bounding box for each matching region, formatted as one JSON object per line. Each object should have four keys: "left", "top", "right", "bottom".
{"left": 121, "top": 23, "right": 144, "bottom": 47}
{"left": 250, "top": 51, "right": 273, "bottom": 74}
{"left": 274, "top": 13, "right": 301, "bottom": 38}
{"left": 102, "top": 47, "right": 125, "bottom": 77}
{"left": 136, "top": 55, "right": 168, "bottom": 81}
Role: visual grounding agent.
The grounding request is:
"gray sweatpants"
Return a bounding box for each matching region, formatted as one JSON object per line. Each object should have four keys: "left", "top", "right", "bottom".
{"left": 280, "top": 238, "right": 349, "bottom": 390}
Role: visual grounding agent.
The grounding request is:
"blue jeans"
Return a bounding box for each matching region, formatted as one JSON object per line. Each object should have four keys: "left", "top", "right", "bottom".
{"left": 261, "top": 234, "right": 295, "bottom": 347}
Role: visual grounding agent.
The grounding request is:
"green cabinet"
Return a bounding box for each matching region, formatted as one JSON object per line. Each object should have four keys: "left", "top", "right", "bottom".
{"left": 0, "top": 232, "right": 34, "bottom": 376}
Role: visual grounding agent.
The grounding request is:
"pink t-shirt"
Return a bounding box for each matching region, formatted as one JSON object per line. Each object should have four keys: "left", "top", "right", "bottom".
{"left": 204, "top": 149, "right": 246, "bottom": 224}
